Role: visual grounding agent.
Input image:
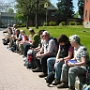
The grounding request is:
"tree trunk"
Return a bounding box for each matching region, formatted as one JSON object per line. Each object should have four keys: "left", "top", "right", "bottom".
{"left": 26, "top": 15, "right": 29, "bottom": 29}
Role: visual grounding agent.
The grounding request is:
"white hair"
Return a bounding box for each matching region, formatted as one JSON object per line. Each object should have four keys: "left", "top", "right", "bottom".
{"left": 42, "top": 31, "right": 50, "bottom": 36}
{"left": 69, "top": 34, "right": 80, "bottom": 44}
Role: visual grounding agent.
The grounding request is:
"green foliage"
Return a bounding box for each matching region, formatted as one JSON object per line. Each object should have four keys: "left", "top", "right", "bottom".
{"left": 74, "top": 11, "right": 79, "bottom": 18}
{"left": 49, "top": 21, "right": 57, "bottom": 26}
{"left": 14, "top": 13, "right": 25, "bottom": 22}
{"left": 8, "top": 8, "right": 14, "bottom": 13}
{"left": 76, "top": 22, "right": 82, "bottom": 25}
{"left": 78, "top": 0, "right": 84, "bottom": 19}
{"left": 15, "top": 0, "right": 47, "bottom": 17}
{"left": 59, "top": 21, "right": 66, "bottom": 26}
{"left": 69, "top": 21, "right": 82, "bottom": 25}
{"left": 15, "top": 0, "right": 47, "bottom": 28}
{"left": 17, "top": 23, "right": 26, "bottom": 27}
{"left": 56, "top": 0, "right": 74, "bottom": 22}
{"left": 69, "top": 21, "right": 76, "bottom": 25}
{"left": 43, "top": 22, "right": 48, "bottom": 26}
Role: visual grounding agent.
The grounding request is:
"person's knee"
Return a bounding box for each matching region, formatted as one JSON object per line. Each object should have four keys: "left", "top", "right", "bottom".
{"left": 62, "top": 64, "right": 67, "bottom": 68}
{"left": 68, "top": 67, "right": 75, "bottom": 73}
{"left": 47, "top": 58, "right": 52, "bottom": 65}
{"left": 62, "top": 64, "right": 68, "bottom": 70}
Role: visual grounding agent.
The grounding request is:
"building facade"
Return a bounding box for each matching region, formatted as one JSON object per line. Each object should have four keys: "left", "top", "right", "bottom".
{"left": 28, "top": 2, "right": 58, "bottom": 26}
{"left": 0, "top": 2, "right": 58, "bottom": 27}
{"left": 83, "top": 0, "right": 90, "bottom": 28}
{"left": 0, "top": 12, "right": 21, "bottom": 27}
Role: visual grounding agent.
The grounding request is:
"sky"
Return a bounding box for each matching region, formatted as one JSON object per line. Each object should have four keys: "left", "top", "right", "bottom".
{"left": 3, "top": 0, "right": 78, "bottom": 13}
{"left": 50, "top": 0, "right": 78, "bottom": 13}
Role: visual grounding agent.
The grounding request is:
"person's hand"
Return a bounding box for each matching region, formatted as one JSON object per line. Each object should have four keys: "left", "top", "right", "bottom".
{"left": 56, "top": 59, "right": 60, "bottom": 62}
{"left": 65, "top": 60, "right": 68, "bottom": 64}
{"left": 55, "top": 58, "right": 63, "bottom": 63}
{"left": 36, "top": 53, "right": 41, "bottom": 58}
{"left": 67, "top": 62, "right": 74, "bottom": 67}
{"left": 54, "top": 63, "right": 56, "bottom": 69}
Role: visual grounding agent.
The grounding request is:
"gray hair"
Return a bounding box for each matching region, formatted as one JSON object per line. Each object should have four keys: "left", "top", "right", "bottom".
{"left": 69, "top": 34, "right": 80, "bottom": 44}
{"left": 42, "top": 31, "right": 50, "bottom": 37}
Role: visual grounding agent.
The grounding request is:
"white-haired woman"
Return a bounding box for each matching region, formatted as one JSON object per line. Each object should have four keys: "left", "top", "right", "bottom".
{"left": 57, "top": 35, "right": 89, "bottom": 90}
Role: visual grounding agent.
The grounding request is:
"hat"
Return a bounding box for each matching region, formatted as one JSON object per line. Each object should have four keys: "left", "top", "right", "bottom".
{"left": 69, "top": 34, "right": 80, "bottom": 44}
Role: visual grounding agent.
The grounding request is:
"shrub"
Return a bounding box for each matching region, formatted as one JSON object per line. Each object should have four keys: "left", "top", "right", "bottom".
{"left": 17, "top": 23, "right": 26, "bottom": 27}
{"left": 69, "top": 21, "right": 76, "bottom": 25}
{"left": 43, "top": 22, "right": 48, "bottom": 26}
{"left": 59, "top": 21, "right": 65, "bottom": 26}
{"left": 49, "top": 21, "right": 57, "bottom": 26}
{"left": 76, "top": 22, "right": 82, "bottom": 25}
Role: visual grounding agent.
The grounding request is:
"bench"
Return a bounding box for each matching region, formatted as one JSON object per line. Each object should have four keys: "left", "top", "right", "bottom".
{"left": 75, "top": 64, "right": 90, "bottom": 90}
{"left": 75, "top": 74, "right": 86, "bottom": 90}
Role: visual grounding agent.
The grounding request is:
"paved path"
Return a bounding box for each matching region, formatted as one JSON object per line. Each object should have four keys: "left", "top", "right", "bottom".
{"left": 0, "top": 28, "right": 68, "bottom": 90}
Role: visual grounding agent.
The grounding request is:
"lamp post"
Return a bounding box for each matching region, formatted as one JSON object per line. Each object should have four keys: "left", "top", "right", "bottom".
{"left": 44, "top": 2, "right": 48, "bottom": 26}
{"left": 46, "top": 8, "right": 48, "bottom": 26}
{"left": 35, "top": 0, "right": 39, "bottom": 29}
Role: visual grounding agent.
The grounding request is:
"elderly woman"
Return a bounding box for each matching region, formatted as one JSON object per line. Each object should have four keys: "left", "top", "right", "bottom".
{"left": 57, "top": 35, "right": 89, "bottom": 90}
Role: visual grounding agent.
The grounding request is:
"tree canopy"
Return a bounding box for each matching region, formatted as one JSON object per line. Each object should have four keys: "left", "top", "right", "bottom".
{"left": 56, "top": 0, "right": 74, "bottom": 24}
{"left": 78, "top": 0, "right": 84, "bottom": 19}
{"left": 15, "top": 0, "right": 47, "bottom": 28}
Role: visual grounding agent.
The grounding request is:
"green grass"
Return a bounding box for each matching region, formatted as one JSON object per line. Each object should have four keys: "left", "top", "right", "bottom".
{"left": 19, "top": 25, "right": 90, "bottom": 56}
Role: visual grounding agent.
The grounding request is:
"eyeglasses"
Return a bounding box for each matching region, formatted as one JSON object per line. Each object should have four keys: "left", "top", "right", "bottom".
{"left": 42, "top": 35, "right": 47, "bottom": 37}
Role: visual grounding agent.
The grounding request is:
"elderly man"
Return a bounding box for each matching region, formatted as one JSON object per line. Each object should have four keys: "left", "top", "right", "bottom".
{"left": 32, "top": 31, "right": 58, "bottom": 78}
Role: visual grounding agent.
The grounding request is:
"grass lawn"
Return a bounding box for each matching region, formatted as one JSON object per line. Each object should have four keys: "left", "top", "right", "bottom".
{"left": 19, "top": 25, "right": 90, "bottom": 56}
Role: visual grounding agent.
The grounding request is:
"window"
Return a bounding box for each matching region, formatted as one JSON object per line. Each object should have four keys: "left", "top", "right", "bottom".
{"left": 85, "top": 10, "right": 87, "bottom": 19}
{"left": 51, "top": 12, "right": 55, "bottom": 16}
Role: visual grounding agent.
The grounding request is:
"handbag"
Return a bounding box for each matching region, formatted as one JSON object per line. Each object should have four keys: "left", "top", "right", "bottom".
{"left": 45, "top": 71, "right": 55, "bottom": 86}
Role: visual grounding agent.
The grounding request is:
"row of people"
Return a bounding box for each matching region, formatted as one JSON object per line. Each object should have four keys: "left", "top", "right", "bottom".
{"left": 3, "top": 25, "right": 89, "bottom": 90}
{"left": 3, "top": 24, "right": 41, "bottom": 55}
{"left": 29, "top": 32, "right": 89, "bottom": 90}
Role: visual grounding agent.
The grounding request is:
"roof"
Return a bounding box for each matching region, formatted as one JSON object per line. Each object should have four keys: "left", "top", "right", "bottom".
{"left": 0, "top": 12, "right": 15, "bottom": 17}
{"left": 45, "top": 2, "right": 58, "bottom": 10}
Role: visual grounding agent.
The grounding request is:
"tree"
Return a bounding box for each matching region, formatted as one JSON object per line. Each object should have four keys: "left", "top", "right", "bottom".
{"left": 56, "top": 0, "right": 74, "bottom": 24}
{"left": 15, "top": 0, "right": 47, "bottom": 29}
{"left": 78, "top": 0, "right": 84, "bottom": 19}
{"left": 0, "top": 0, "right": 14, "bottom": 12}
{"left": 74, "top": 11, "right": 79, "bottom": 18}
{"left": 8, "top": 8, "right": 14, "bottom": 13}
{"left": 0, "top": 0, "right": 4, "bottom": 12}
{"left": 0, "top": 0, "right": 9, "bottom": 12}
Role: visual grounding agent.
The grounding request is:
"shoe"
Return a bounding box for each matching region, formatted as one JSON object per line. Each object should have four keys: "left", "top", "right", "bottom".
{"left": 23, "top": 61, "right": 28, "bottom": 66}
{"left": 68, "top": 86, "right": 75, "bottom": 90}
{"left": 57, "top": 82, "right": 68, "bottom": 88}
{"left": 39, "top": 73, "right": 47, "bottom": 78}
{"left": 19, "top": 52, "right": 23, "bottom": 55}
{"left": 44, "top": 77, "right": 47, "bottom": 80}
{"left": 52, "top": 79, "right": 60, "bottom": 85}
{"left": 27, "top": 62, "right": 31, "bottom": 69}
{"left": 22, "top": 55, "right": 25, "bottom": 58}
{"left": 32, "top": 67, "right": 42, "bottom": 72}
